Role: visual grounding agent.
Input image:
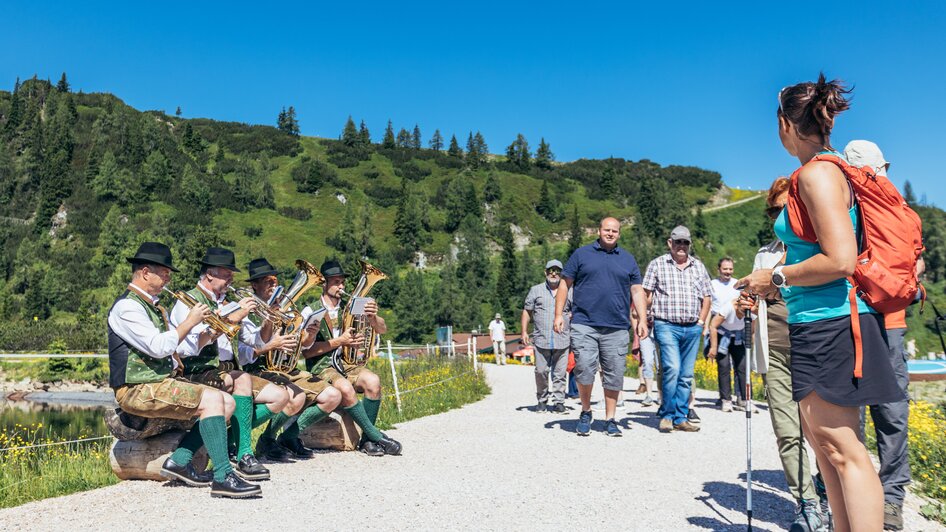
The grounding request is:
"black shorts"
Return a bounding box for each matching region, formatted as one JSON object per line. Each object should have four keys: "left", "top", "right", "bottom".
{"left": 790, "top": 313, "right": 907, "bottom": 407}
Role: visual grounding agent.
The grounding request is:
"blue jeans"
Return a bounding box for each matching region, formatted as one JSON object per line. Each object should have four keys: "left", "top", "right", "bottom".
{"left": 654, "top": 320, "right": 702, "bottom": 425}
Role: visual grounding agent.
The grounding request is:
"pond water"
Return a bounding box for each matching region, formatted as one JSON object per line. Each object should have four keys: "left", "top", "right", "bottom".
{"left": 0, "top": 399, "right": 110, "bottom": 445}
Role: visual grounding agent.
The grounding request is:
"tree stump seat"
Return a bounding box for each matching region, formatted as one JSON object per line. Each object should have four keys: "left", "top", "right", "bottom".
{"left": 300, "top": 411, "right": 364, "bottom": 451}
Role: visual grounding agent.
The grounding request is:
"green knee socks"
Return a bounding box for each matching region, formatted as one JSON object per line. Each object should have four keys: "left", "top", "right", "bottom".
{"left": 252, "top": 403, "right": 277, "bottom": 429}
{"left": 198, "top": 415, "right": 232, "bottom": 482}
{"left": 169, "top": 423, "right": 204, "bottom": 465}
{"left": 263, "top": 412, "right": 291, "bottom": 439}
{"left": 363, "top": 397, "right": 381, "bottom": 425}
{"left": 345, "top": 401, "right": 383, "bottom": 442}
{"left": 233, "top": 395, "right": 254, "bottom": 458}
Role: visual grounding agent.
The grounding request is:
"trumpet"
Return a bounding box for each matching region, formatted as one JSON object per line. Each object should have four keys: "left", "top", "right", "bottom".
{"left": 162, "top": 287, "right": 241, "bottom": 339}
{"left": 227, "top": 286, "right": 296, "bottom": 328}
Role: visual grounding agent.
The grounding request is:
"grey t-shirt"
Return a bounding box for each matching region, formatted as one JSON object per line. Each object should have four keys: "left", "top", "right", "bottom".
{"left": 524, "top": 282, "right": 572, "bottom": 350}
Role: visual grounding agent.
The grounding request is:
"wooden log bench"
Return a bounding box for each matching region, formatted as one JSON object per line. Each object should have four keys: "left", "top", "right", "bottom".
{"left": 104, "top": 408, "right": 207, "bottom": 481}
{"left": 300, "top": 411, "right": 364, "bottom": 451}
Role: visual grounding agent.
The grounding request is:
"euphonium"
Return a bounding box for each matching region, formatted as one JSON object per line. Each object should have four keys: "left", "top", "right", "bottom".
{"left": 331, "top": 260, "right": 387, "bottom": 374}
{"left": 161, "top": 287, "right": 241, "bottom": 339}
{"left": 266, "top": 259, "right": 324, "bottom": 374}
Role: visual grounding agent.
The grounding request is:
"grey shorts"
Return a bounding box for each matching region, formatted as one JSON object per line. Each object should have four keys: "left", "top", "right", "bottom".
{"left": 571, "top": 323, "right": 630, "bottom": 391}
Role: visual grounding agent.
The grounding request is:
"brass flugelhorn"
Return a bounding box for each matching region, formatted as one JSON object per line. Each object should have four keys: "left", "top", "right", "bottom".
{"left": 162, "top": 287, "right": 241, "bottom": 339}
{"left": 227, "top": 286, "right": 295, "bottom": 328}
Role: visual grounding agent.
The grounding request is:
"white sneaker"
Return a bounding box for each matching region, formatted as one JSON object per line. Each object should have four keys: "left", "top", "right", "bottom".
{"left": 722, "top": 400, "right": 733, "bottom": 412}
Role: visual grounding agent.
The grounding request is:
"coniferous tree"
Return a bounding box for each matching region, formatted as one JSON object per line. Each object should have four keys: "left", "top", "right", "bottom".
{"left": 342, "top": 116, "right": 359, "bottom": 146}
{"left": 175, "top": 106, "right": 182, "bottom": 117}
{"left": 358, "top": 120, "right": 371, "bottom": 145}
{"left": 412, "top": 124, "right": 422, "bottom": 150}
{"left": 447, "top": 134, "right": 462, "bottom": 158}
{"left": 179, "top": 164, "right": 211, "bottom": 212}
{"left": 356, "top": 203, "right": 375, "bottom": 259}
{"left": 382, "top": 120, "right": 396, "bottom": 149}
{"left": 429, "top": 129, "right": 444, "bottom": 151}
{"left": 903, "top": 180, "right": 917, "bottom": 206}
{"left": 394, "top": 271, "right": 432, "bottom": 342}
{"left": 56, "top": 72, "right": 70, "bottom": 93}
{"left": 435, "top": 257, "right": 462, "bottom": 326}
{"left": 600, "top": 162, "right": 617, "bottom": 199}
{"left": 693, "top": 208, "right": 707, "bottom": 240}
{"left": 284, "top": 106, "right": 300, "bottom": 136}
{"left": 444, "top": 176, "right": 481, "bottom": 232}
{"left": 3, "top": 78, "right": 22, "bottom": 137}
{"left": 327, "top": 202, "right": 357, "bottom": 254}
{"left": 536, "top": 180, "right": 559, "bottom": 221}
{"left": 494, "top": 223, "right": 520, "bottom": 320}
{"left": 456, "top": 214, "right": 491, "bottom": 327}
{"left": 567, "top": 204, "right": 583, "bottom": 257}
{"left": 396, "top": 128, "right": 412, "bottom": 148}
{"left": 465, "top": 132, "right": 479, "bottom": 168}
{"left": 394, "top": 180, "right": 431, "bottom": 255}
{"left": 142, "top": 151, "right": 172, "bottom": 197}
{"left": 471, "top": 131, "right": 489, "bottom": 168}
{"left": 535, "top": 138, "right": 554, "bottom": 170}
{"left": 91, "top": 151, "right": 120, "bottom": 200}
{"left": 277, "top": 107, "right": 287, "bottom": 130}
{"left": 483, "top": 173, "right": 502, "bottom": 204}
{"left": 505, "top": 134, "right": 531, "bottom": 170}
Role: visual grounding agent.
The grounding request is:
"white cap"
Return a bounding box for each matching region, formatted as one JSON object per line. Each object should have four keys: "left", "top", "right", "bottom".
{"left": 844, "top": 140, "right": 889, "bottom": 176}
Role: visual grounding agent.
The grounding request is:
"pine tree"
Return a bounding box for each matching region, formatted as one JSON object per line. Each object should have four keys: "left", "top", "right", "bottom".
{"left": 394, "top": 180, "right": 430, "bottom": 254}
{"left": 447, "top": 134, "right": 462, "bottom": 158}
{"left": 394, "top": 271, "right": 431, "bottom": 342}
{"left": 412, "top": 124, "right": 422, "bottom": 150}
{"left": 327, "top": 203, "right": 357, "bottom": 253}
{"left": 567, "top": 204, "right": 582, "bottom": 256}
{"left": 903, "top": 180, "right": 917, "bottom": 206}
{"left": 444, "top": 177, "right": 481, "bottom": 232}
{"left": 483, "top": 173, "right": 502, "bottom": 204}
{"left": 382, "top": 120, "right": 396, "bottom": 149}
{"left": 356, "top": 203, "right": 374, "bottom": 258}
{"left": 456, "top": 214, "right": 491, "bottom": 327}
{"left": 396, "top": 128, "right": 411, "bottom": 148}
{"left": 56, "top": 72, "right": 70, "bottom": 93}
{"left": 285, "top": 107, "right": 300, "bottom": 136}
{"left": 3, "top": 78, "right": 22, "bottom": 137}
{"left": 535, "top": 138, "right": 554, "bottom": 170}
{"left": 465, "top": 132, "right": 479, "bottom": 168}
{"left": 179, "top": 164, "right": 211, "bottom": 212}
{"left": 429, "top": 129, "right": 444, "bottom": 151}
{"left": 536, "top": 180, "right": 559, "bottom": 221}
{"left": 505, "top": 134, "right": 531, "bottom": 170}
{"left": 359, "top": 120, "right": 371, "bottom": 145}
{"left": 473, "top": 131, "right": 489, "bottom": 168}
{"left": 91, "top": 151, "right": 120, "bottom": 200}
{"left": 175, "top": 106, "right": 182, "bottom": 117}
{"left": 342, "top": 116, "right": 359, "bottom": 146}
{"left": 494, "top": 223, "right": 520, "bottom": 320}
{"left": 277, "top": 107, "right": 287, "bottom": 130}
{"left": 435, "top": 257, "right": 462, "bottom": 326}
{"left": 600, "top": 162, "right": 617, "bottom": 199}
{"left": 142, "top": 150, "right": 172, "bottom": 197}
{"left": 693, "top": 208, "right": 707, "bottom": 240}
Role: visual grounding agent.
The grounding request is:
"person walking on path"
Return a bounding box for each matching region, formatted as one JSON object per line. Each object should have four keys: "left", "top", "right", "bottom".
{"left": 643, "top": 225, "right": 712, "bottom": 433}
{"left": 489, "top": 314, "right": 507, "bottom": 365}
{"left": 631, "top": 309, "right": 658, "bottom": 407}
{"left": 845, "top": 139, "right": 914, "bottom": 531}
{"left": 707, "top": 257, "right": 744, "bottom": 412}
{"left": 738, "top": 75, "right": 906, "bottom": 531}
{"left": 522, "top": 259, "right": 572, "bottom": 413}
{"left": 554, "top": 217, "right": 649, "bottom": 437}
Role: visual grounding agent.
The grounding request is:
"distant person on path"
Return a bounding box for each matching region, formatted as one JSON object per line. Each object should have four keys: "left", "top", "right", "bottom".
{"left": 707, "top": 257, "right": 744, "bottom": 412}
{"left": 845, "top": 140, "right": 914, "bottom": 531}
{"left": 555, "top": 217, "right": 648, "bottom": 437}
{"left": 489, "top": 314, "right": 507, "bottom": 365}
{"left": 643, "top": 225, "right": 712, "bottom": 433}
{"left": 522, "top": 259, "right": 572, "bottom": 413}
{"left": 631, "top": 308, "right": 658, "bottom": 407}
{"left": 738, "top": 177, "right": 826, "bottom": 531}
{"left": 738, "top": 76, "right": 906, "bottom": 531}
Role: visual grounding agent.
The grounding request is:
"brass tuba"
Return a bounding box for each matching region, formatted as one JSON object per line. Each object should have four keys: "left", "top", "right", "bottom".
{"left": 162, "top": 287, "right": 241, "bottom": 339}
{"left": 331, "top": 260, "right": 387, "bottom": 374}
{"left": 265, "top": 259, "right": 324, "bottom": 374}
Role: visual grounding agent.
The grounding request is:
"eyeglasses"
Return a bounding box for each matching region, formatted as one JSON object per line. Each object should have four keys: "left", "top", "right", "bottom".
{"left": 766, "top": 205, "right": 785, "bottom": 220}
{"left": 672, "top": 239, "right": 691, "bottom": 246}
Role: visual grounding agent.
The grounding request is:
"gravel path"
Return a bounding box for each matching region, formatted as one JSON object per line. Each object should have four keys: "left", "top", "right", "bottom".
{"left": 1, "top": 364, "right": 941, "bottom": 531}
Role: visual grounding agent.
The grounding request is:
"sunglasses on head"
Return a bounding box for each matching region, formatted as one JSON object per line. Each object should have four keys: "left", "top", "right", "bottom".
{"left": 777, "top": 86, "right": 788, "bottom": 113}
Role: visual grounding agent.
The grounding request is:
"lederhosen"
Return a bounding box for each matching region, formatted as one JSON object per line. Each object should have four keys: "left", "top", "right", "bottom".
{"left": 240, "top": 312, "right": 329, "bottom": 404}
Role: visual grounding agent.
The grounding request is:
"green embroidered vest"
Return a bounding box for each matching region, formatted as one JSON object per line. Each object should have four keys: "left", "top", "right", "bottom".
{"left": 108, "top": 291, "right": 174, "bottom": 386}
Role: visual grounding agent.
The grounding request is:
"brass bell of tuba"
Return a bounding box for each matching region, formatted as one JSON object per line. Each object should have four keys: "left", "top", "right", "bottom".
{"left": 265, "top": 259, "right": 324, "bottom": 374}
{"left": 331, "top": 260, "right": 387, "bottom": 374}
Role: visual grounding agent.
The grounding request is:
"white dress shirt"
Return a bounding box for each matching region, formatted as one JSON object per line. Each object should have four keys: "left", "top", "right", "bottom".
{"left": 170, "top": 281, "right": 263, "bottom": 362}
{"left": 107, "top": 284, "right": 182, "bottom": 359}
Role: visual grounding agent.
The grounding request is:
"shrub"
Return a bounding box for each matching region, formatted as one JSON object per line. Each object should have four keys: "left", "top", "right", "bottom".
{"left": 278, "top": 206, "right": 312, "bottom": 221}
{"left": 244, "top": 225, "right": 263, "bottom": 238}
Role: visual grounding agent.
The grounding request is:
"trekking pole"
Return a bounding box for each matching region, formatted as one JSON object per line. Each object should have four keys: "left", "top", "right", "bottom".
{"left": 743, "top": 309, "right": 754, "bottom": 532}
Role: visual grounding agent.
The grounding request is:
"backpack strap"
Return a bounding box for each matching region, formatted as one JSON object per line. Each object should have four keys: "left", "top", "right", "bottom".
{"left": 847, "top": 285, "right": 864, "bottom": 378}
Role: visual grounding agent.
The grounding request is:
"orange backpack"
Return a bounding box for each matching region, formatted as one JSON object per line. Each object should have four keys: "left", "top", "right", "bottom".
{"left": 786, "top": 153, "right": 924, "bottom": 377}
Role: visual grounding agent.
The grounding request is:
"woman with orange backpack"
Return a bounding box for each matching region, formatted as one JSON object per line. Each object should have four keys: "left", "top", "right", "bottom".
{"left": 738, "top": 74, "right": 907, "bottom": 531}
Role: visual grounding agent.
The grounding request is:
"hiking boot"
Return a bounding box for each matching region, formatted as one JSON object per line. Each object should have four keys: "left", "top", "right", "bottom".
{"left": 635, "top": 383, "right": 647, "bottom": 394}
{"left": 687, "top": 409, "right": 701, "bottom": 424}
{"left": 210, "top": 471, "right": 262, "bottom": 499}
{"left": 276, "top": 435, "right": 316, "bottom": 459}
{"left": 734, "top": 399, "right": 759, "bottom": 413}
{"left": 659, "top": 418, "right": 673, "bottom": 433}
{"left": 552, "top": 403, "right": 566, "bottom": 414}
{"left": 883, "top": 502, "right": 903, "bottom": 531}
{"left": 536, "top": 401, "right": 547, "bottom": 413}
{"left": 673, "top": 421, "right": 701, "bottom": 432}
{"left": 234, "top": 453, "right": 270, "bottom": 481}
{"left": 814, "top": 473, "right": 833, "bottom": 531}
{"left": 722, "top": 400, "right": 733, "bottom": 412}
{"left": 605, "top": 418, "right": 623, "bottom": 437}
{"left": 790, "top": 499, "right": 826, "bottom": 532}
{"left": 160, "top": 457, "right": 213, "bottom": 487}
{"left": 576, "top": 410, "right": 592, "bottom": 436}
{"left": 256, "top": 435, "right": 294, "bottom": 463}
{"left": 641, "top": 395, "right": 655, "bottom": 407}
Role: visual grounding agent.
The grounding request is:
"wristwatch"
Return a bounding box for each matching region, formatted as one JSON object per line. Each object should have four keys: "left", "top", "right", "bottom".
{"left": 771, "top": 265, "right": 789, "bottom": 289}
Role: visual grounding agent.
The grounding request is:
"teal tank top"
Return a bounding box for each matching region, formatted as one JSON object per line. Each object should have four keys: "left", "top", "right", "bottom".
{"left": 772, "top": 205, "right": 873, "bottom": 324}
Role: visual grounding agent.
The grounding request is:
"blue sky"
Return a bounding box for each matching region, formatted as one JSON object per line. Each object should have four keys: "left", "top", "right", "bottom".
{"left": 3, "top": 1, "right": 945, "bottom": 205}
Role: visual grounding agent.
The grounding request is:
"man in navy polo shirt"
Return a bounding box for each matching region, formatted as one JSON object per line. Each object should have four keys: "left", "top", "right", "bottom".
{"left": 554, "top": 217, "right": 649, "bottom": 437}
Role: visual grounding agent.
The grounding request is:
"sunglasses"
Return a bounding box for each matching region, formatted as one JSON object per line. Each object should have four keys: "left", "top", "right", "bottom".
{"left": 546, "top": 269, "right": 562, "bottom": 275}
{"left": 766, "top": 205, "right": 785, "bottom": 220}
{"left": 777, "top": 86, "right": 788, "bottom": 113}
{"left": 672, "top": 239, "right": 691, "bottom": 246}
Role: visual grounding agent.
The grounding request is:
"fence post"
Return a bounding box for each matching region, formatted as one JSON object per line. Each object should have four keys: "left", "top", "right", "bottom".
{"left": 387, "top": 340, "right": 402, "bottom": 414}
{"left": 451, "top": 341, "right": 456, "bottom": 358}
{"left": 471, "top": 338, "right": 478, "bottom": 374}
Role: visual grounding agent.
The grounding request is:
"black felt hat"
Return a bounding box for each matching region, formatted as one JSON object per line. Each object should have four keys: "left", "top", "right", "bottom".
{"left": 197, "top": 247, "right": 241, "bottom": 272}
{"left": 126, "top": 242, "right": 179, "bottom": 272}
{"left": 319, "top": 260, "right": 348, "bottom": 278}
{"left": 245, "top": 258, "right": 279, "bottom": 281}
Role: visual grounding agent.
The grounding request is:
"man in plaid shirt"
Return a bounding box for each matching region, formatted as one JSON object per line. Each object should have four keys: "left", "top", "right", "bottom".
{"left": 643, "top": 225, "right": 712, "bottom": 433}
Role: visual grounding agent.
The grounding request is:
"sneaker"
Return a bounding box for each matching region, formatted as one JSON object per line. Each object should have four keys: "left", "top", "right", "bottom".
{"left": 635, "top": 383, "right": 647, "bottom": 394}
{"left": 673, "top": 421, "right": 701, "bottom": 432}
{"left": 790, "top": 499, "right": 826, "bottom": 532}
{"left": 234, "top": 453, "right": 270, "bottom": 481}
{"left": 734, "top": 399, "right": 758, "bottom": 413}
{"left": 210, "top": 471, "right": 262, "bottom": 499}
{"left": 552, "top": 403, "right": 566, "bottom": 414}
{"left": 160, "top": 457, "right": 213, "bottom": 487}
{"left": 576, "top": 410, "right": 592, "bottom": 436}
{"left": 641, "top": 395, "right": 654, "bottom": 407}
{"left": 535, "top": 402, "right": 547, "bottom": 413}
{"left": 722, "top": 400, "right": 733, "bottom": 412}
{"left": 883, "top": 502, "right": 903, "bottom": 531}
{"left": 658, "top": 418, "right": 673, "bottom": 433}
{"left": 687, "top": 409, "right": 701, "bottom": 424}
{"left": 605, "top": 419, "right": 623, "bottom": 437}
{"left": 814, "top": 473, "right": 833, "bottom": 531}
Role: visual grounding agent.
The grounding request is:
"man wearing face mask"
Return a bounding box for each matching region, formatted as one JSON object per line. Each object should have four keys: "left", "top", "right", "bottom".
{"left": 522, "top": 259, "right": 573, "bottom": 414}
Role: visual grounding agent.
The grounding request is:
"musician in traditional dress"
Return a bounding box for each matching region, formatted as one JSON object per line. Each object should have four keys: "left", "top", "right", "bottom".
{"left": 107, "top": 242, "right": 261, "bottom": 498}
{"left": 169, "top": 247, "right": 291, "bottom": 481}
{"left": 301, "top": 260, "right": 402, "bottom": 456}
{"left": 238, "top": 258, "right": 343, "bottom": 461}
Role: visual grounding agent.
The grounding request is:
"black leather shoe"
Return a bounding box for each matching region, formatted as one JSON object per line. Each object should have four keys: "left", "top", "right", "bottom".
{"left": 256, "top": 436, "right": 294, "bottom": 463}
{"left": 160, "top": 457, "right": 213, "bottom": 487}
{"left": 210, "top": 471, "right": 262, "bottom": 499}
{"left": 234, "top": 453, "right": 270, "bottom": 481}
{"left": 359, "top": 439, "right": 385, "bottom": 457}
{"left": 277, "top": 435, "right": 316, "bottom": 459}
{"left": 377, "top": 436, "right": 402, "bottom": 456}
